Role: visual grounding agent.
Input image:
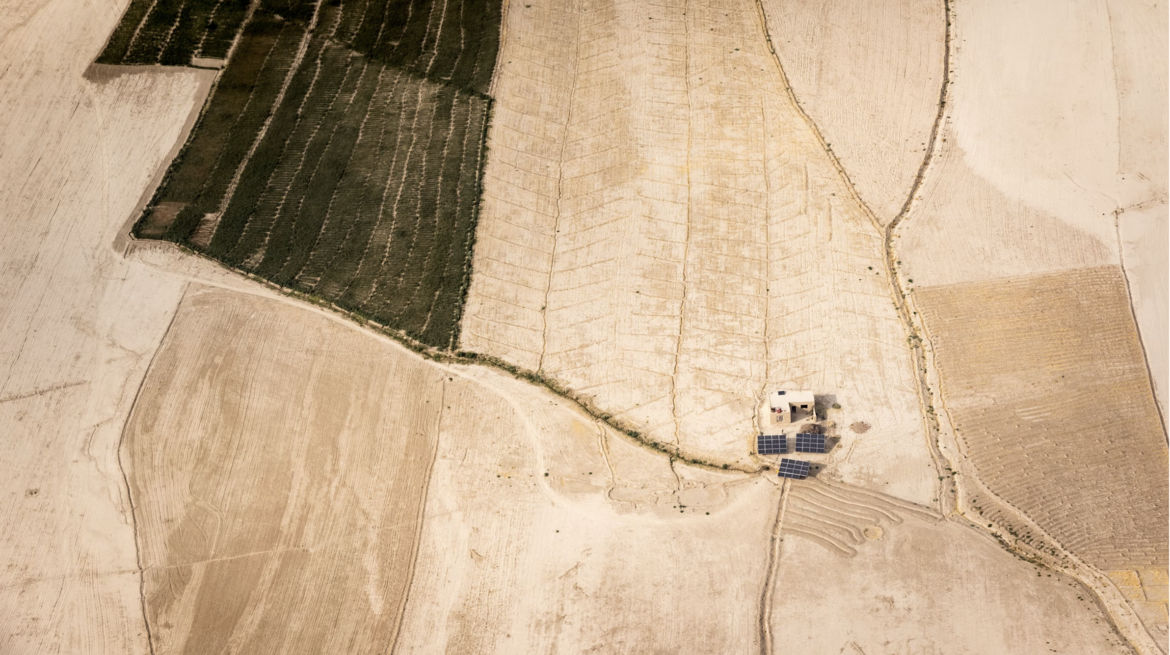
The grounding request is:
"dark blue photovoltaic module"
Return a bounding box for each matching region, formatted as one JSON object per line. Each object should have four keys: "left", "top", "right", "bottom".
{"left": 795, "top": 433, "right": 826, "bottom": 454}
{"left": 757, "top": 434, "right": 787, "bottom": 455}
{"left": 777, "top": 458, "right": 810, "bottom": 479}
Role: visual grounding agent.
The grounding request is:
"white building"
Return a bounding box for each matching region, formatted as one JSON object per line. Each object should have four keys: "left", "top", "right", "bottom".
{"left": 768, "top": 390, "right": 816, "bottom": 425}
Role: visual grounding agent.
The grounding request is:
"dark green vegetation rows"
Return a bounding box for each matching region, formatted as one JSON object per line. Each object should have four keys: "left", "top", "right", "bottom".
{"left": 98, "top": 0, "right": 254, "bottom": 65}
{"left": 125, "top": 0, "right": 501, "bottom": 348}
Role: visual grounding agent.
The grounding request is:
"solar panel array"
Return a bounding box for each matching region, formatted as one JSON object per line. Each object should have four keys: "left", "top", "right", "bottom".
{"left": 757, "top": 434, "right": 787, "bottom": 455}
{"left": 795, "top": 433, "right": 826, "bottom": 454}
{"left": 777, "top": 458, "right": 810, "bottom": 479}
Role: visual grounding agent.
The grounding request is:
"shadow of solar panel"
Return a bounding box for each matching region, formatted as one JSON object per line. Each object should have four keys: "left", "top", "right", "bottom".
{"left": 777, "top": 458, "right": 810, "bottom": 479}
{"left": 795, "top": 433, "right": 826, "bottom": 454}
{"left": 757, "top": 434, "right": 787, "bottom": 455}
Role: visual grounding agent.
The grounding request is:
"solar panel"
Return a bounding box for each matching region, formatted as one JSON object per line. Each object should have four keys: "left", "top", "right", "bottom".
{"left": 795, "top": 433, "right": 826, "bottom": 454}
{"left": 777, "top": 458, "right": 810, "bottom": 479}
{"left": 756, "top": 434, "right": 786, "bottom": 455}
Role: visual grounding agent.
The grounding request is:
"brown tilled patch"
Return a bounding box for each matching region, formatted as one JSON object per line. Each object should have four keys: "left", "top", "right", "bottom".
{"left": 124, "top": 286, "right": 443, "bottom": 652}
{"left": 916, "top": 265, "right": 1168, "bottom": 571}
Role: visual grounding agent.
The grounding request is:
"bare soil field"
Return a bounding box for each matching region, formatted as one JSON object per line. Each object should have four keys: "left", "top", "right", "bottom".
{"left": 1118, "top": 198, "right": 1169, "bottom": 414}
{"left": 399, "top": 363, "right": 776, "bottom": 653}
{"left": 775, "top": 479, "right": 1132, "bottom": 654}
{"left": 915, "top": 266, "right": 1167, "bottom": 572}
{"left": 873, "top": 0, "right": 1168, "bottom": 646}
{"left": 461, "top": 0, "right": 937, "bottom": 503}
{"left": 123, "top": 286, "right": 445, "bottom": 652}
{"left": 762, "top": 0, "right": 946, "bottom": 224}
{"left": 0, "top": 0, "right": 210, "bottom": 649}
{"left": 895, "top": 0, "right": 1167, "bottom": 353}
{"left": 4, "top": 0, "right": 1167, "bottom": 651}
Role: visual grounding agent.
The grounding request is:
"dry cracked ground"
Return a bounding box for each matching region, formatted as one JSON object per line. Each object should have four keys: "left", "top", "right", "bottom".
{"left": 1, "top": 0, "right": 1166, "bottom": 653}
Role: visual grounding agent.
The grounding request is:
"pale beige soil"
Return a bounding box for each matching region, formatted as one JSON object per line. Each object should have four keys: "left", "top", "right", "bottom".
{"left": 123, "top": 286, "right": 445, "bottom": 652}
{"left": 63, "top": 268, "right": 1136, "bottom": 653}
{"left": 821, "top": 0, "right": 1170, "bottom": 647}
{"left": 0, "top": 0, "right": 210, "bottom": 650}
{"left": 3, "top": 0, "right": 1167, "bottom": 651}
{"left": 398, "top": 363, "right": 776, "bottom": 653}
{"left": 1118, "top": 198, "right": 1169, "bottom": 415}
{"left": 762, "top": 0, "right": 946, "bottom": 224}
{"left": 461, "top": 0, "right": 937, "bottom": 504}
{"left": 896, "top": 0, "right": 1166, "bottom": 301}
{"left": 775, "top": 479, "right": 1132, "bottom": 654}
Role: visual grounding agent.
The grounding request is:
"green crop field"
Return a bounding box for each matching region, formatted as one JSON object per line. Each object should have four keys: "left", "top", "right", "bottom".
{"left": 120, "top": 0, "right": 501, "bottom": 349}
{"left": 97, "top": 0, "right": 254, "bottom": 65}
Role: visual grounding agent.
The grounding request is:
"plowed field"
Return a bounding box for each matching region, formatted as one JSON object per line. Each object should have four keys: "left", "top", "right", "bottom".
{"left": 915, "top": 266, "right": 1168, "bottom": 571}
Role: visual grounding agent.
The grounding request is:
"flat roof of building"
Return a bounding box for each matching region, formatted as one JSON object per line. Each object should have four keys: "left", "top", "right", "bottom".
{"left": 769, "top": 390, "right": 815, "bottom": 407}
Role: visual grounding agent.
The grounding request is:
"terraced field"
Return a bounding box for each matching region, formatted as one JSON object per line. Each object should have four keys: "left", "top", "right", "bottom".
{"left": 460, "top": 0, "right": 938, "bottom": 500}
{"left": 915, "top": 266, "right": 1168, "bottom": 572}
{"left": 130, "top": 0, "right": 501, "bottom": 348}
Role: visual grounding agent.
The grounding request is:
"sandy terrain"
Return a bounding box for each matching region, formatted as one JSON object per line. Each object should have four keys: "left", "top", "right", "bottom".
{"left": 2, "top": 0, "right": 1165, "bottom": 652}
{"left": 775, "top": 479, "right": 1132, "bottom": 654}
{"left": 1118, "top": 197, "right": 1169, "bottom": 414}
{"left": 896, "top": 0, "right": 1167, "bottom": 358}
{"left": 460, "top": 0, "right": 937, "bottom": 503}
{"left": 915, "top": 267, "right": 1168, "bottom": 572}
{"left": 0, "top": 0, "right": 211, "bottom": 650}
{"left": 762, "top": 0, "right": 946, "bottom": 224}
{"left": 123, "top": 287, "right": 446, "bottom": 651}
{"left": 870, "top": 0, "right": 1170, "bottom": 646}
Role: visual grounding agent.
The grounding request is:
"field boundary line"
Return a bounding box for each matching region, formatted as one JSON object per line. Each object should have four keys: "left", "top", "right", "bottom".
{"left": 390, "top": 377, "right": 447, "bottom": 655}
{"left": 1113, "top": 199, "right": 1169, "bottom": 438}
{"left": 116, "top": 283, "right": 190, "bottom": 655}
{"left": 124, "top": 237, "right": 761, "bottom": 475}
{"left": 758, "top": 479, "right": 788, "bottom": 655}
{"left": 669, "top": 0, "right": 695, "bottom": 450}
{"left": 486, "top": 0, "right": 510, "bottom": 97}
{"left": 537, "top": 2, "right": 582, "bottom": 375}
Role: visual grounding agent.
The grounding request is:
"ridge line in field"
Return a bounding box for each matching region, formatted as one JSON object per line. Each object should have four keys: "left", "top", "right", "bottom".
{"left": 748, "top": 0, "right": 885, "bottom": 234}
{"left": 669, "top": 0, "right": 695, "bottom": 449}
{"left": 117, "top": 282, "right": 190, "bottom": 655}
{"left": 755, "top": 96, "right": 773, "bottom": 438}
{"left": 876, "top": 0, "right": 956, "bottom": 518}
{"left": 389, "top": 377, "right": 447, "bottom": 655}
{"left": 537, "top": 1, "right": 582, "bottom": 374}
{"left": 758, "top": 480, "right": 788, "bottom": 655}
